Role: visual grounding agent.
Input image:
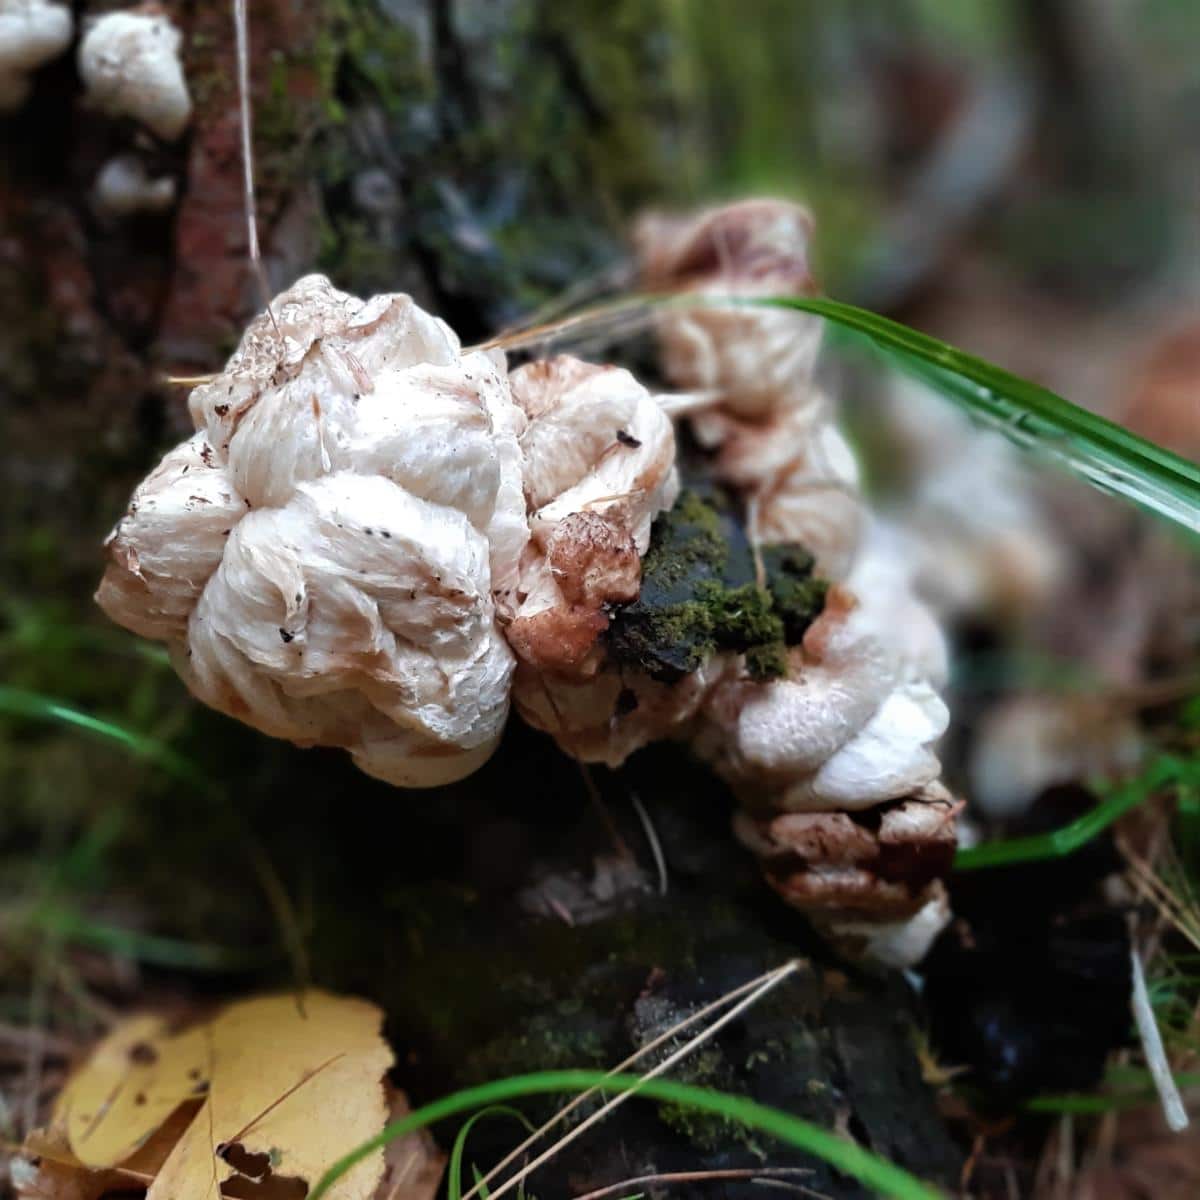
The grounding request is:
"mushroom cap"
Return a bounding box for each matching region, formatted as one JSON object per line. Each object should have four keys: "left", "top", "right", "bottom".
{"left": 707, "top": 406, "right": 864, "bottom": 581}
{"left": 635, "top": 199, "right": 823, "bottom": 416}
{"left": 820, "top": 885, "right": 953, "bottom": 969}
{"left": 92, "top": 153, "right": 176, "bottom": 217}
{"left": 506, "top": 356, "right": 683, "bottom": 746}
{"left": 78, "top": 9, "right": 191, "bottom": 140}
{"left": 96, "top": 433, "right": 245, "bottom": 643}
{"left": 695, "top": 525, "right": 949, "bottom": 812}
{"left": 510, "top": 356, "right": 677, "bottom": 550}
{"left": 0, "top": 0, "right": 72, "bottom": 112}
{"left": 733, "top": 782, "right": 959, "bottom": 965}
{"left": 98, "top": 275, "right": 528, "bottom": 787}
{"left": 877, "top": 376, "right": 1064, "bottom": 619}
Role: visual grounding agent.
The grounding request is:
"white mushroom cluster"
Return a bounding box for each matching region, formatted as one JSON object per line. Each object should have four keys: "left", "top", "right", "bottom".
{"left": 100, "top": 201, "right": 963, "bottom": 966}
{"left": 98, "top": 275, "right": 526, "bottom": 786}
{"left": 78, "top": 8, "right": 191, "bottom": 140}
{"left": 633, "top": 199, "right": 960, "bottom": 962}
{"left": 0, "top": 0, "right": 72, "bottom": 111}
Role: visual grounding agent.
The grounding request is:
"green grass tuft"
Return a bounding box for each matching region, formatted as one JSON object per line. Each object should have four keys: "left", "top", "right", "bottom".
{"left": 448, "top": 1106, "right": 535, "bottom": 1200}
{"left": 309, "top": 1070, "right": 941, "bottom": 1200}
{"left": 955, "top": 753, "right": 1200, "bottom": 870}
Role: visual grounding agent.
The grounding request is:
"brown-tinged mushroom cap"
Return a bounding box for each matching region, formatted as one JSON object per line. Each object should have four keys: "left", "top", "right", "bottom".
{"left": 505, "top": 356, "right": 683, "bottom": 746}
{"left": 733, "top": 782, "right": 961, "bottom": 966}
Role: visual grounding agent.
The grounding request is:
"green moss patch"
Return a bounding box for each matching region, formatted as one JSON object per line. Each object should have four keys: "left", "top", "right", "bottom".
{"left": 606, "top": 485, "right": 827, "bottom": 683}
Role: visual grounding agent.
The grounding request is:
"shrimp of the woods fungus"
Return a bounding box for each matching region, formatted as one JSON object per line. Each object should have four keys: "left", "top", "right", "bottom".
{"left": 97, "top": 201, "right": 961, "bottom": 967}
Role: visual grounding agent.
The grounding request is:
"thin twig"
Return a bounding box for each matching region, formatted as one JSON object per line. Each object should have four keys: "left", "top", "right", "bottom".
{"left": 461, "top": 960, "right": 804, "bottom": 1200}
{"left": 630, "top": 793, "right": 668, "bottom": 896}
{"left": 467, "top": 961, "right": 803, "bottom": 1200}
{"left": 577, "top": 762, "right": 632, "bottom": 861}
{"left": 1130, "top": 941, "right": 1189, "bottom": 1132}
{"left": 232, "top": 0, "right": 277, "bottom": 333}
{"left": 0, "top": 1021, "right": 74, "bottom": 1059}
{"left": 574, "top": 1166, "right": 814, "bottom": 1200}
{"left": 469, "top": 298, "right": 655, "bottom": 355}
{"left": 750, "top": 1181, "right": 832, "bottom": 1199}
{"left": 163, "top": 374, "right": 218, "bottom": 387}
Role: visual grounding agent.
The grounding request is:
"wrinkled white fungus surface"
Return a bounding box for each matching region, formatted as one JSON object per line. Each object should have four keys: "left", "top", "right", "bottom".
{"left": 697, "top": 526, "right": 949, "bottom": 813}
{"left": 0, "top": 0, "right": 72, "bottom": 111}
{"left": 636, "top": 199, "right": 822, "bottom": 417}
{"left": 97, "top": 192, "right": 971, "bottom": 968}
{"left": 505, "top": 356, "right": 687, "bottom": 761}
{"left": 78, "top": 9, "right": 191, "bottom": 140}
{"left": 98, "top": 275, "right": 526, "bottom": 786}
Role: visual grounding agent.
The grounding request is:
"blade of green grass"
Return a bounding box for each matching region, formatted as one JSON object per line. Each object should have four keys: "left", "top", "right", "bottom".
{"left": 23, "top": 906, "right": 260, "bottom": 970}
{"left": 0, "top": 686, "right": 307, "bottom": 978}
{"left": 309, "top": 1070, "right": 941, "bottom": 1200}
{"left": 748, "top": 296, "right": 1200, "bottom": 535}
{"left": 1026, "top": 1071, "right": 1200, "bottom": 1115}
{"left": 955, "top": 754, "right": 1199, "bottom": 870}
{"left": 449, "top": 1106, "right": 535, "bottom": 1200}
{"left": 0, "top": 685, "right": 205, "bottom": 791}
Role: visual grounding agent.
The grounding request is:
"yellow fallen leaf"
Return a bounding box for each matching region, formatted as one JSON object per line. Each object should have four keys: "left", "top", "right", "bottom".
{"left": 19, "top": 991, "right": 411, "bottom": 1200}
{"left": 148, "top": 991, "right": 392, "bottom": 1200}
{"left": 57, "top": 1013, "right": 208, "bottom": 1168}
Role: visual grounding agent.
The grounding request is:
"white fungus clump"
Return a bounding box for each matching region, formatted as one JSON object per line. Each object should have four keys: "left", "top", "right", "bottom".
{"left": 98, "top": 275, "right": 527, "bottom": 787}
{"left": 97, "top": 199, "right": 968, "bottom": 970}
{"left": 636, "top": 199, "right": 823, "bottom": 417}
{"left": 696, "top": 531, "right": 949, "bottom": 815}
{"left": 634, "top": 199, "right": 958, "bottom": 964}
{"left": 0, "top": 0, "right": 72, "bottom": 112}
{"left": 92, "top": 153, "right": 176, "bottom": 217}
{"left": 969, "top": 694, "right": 1141, "bottom": 821}
{"left": 504, "top": 355, "right": 689, "bottom": 763}
{"left": 78, "top": 8, "right": 191, "bottom": 140}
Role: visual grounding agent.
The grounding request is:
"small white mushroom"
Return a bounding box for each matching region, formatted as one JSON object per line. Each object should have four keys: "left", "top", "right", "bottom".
{"left": 98, "top": 275, "right": 528, "bottom": 787}
{"left": 969, "top": 694, "right": 1142, "bottom": 821}
{"left": 78, "top": 8, "right": 191, "bottom": 140}
{"left": 92, "top": 153, "right": 176, "bottom": 217}
{"left": 695, "top": 526, "right": 949, "bottom": 814}
{"left": 636, "top": 198, "right": 823, "bottom": 418}
{"left": 0, "top": 0, "right": 72, "bottom": 112}
{"left": 874, "top": 375, "right": 1064, "bottom": 620}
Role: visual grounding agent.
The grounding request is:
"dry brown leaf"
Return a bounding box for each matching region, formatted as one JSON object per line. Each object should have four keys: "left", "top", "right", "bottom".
{"left": 15, "top": 991, "right": 437, "bottom": 1200}
{"left": 374, "top": 1087, "right": 445, "bottom": 1200}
